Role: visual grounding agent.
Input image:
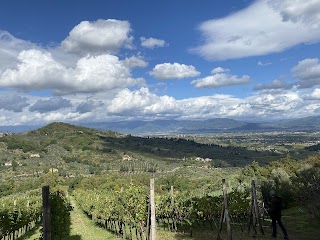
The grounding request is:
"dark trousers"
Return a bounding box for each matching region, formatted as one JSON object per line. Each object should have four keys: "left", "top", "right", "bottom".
{"left": 271, "top": 214, "right": 288, "bottom": 238}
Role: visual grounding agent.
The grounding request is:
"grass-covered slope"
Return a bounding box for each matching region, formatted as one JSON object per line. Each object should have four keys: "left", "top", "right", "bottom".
{"left": 1, "top": 122, "right": 283, "bottom": 168}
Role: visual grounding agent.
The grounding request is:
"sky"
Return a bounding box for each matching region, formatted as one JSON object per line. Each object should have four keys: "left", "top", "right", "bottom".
{"left": 1, "top": 0, "right": 320, "bottom": 126}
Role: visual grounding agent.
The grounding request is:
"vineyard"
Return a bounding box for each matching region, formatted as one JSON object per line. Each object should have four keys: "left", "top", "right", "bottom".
{"left": 0, "top": 190, "right": 42, "bottom": 240}
{"left": 0, "top": 180, "right": 258, "bottom": 240}
{"left": 0, "top": 188, "right": 71, "bottom": 240}
{"left": 0, "top": 171, "right": 320, "bottom": 239}
{"left": 73, "top": 180, "right": 255, "bottom": 240}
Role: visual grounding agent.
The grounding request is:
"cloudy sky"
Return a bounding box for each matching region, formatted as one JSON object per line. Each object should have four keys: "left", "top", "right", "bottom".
{"left": 1, "top": 0, "right": 320, "bottom": 126}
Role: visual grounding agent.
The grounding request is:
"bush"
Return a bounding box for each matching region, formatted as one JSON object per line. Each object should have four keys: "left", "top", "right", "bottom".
{"left": 294, "top": 166, "right": 320, "bottom": 218}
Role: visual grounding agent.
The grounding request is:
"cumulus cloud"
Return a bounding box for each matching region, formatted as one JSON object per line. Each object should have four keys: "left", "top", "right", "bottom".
{"left": 247, "top": 91, "right": 305, "bottom": 118}
{"left": 123, "top": 56, "right": 148, "bottom": 68}
{"left": 269, "top": 0, "right": 320, "bottom": 26}
{"left": 108, "top": 87, "right": 177, "bottom": 115}
{"left": 0, "top": 49, "right": 145, "bottom": 94}
{"left": 29, "top": 96, "right": 72, "bottom": 113}
{"left": 0, "top": 31, "right": 38, "bottom": 70}
{"left": 0, "top": 93, "right": 29, "bottom": 112}
{"left": 76, "top": 99, "right": 103, "bottom": 113}
{"left": 149, "top": 62, "right": 200, "bottom": 80}
{"left": 192, "top": 67, "right": 251, "bottom": 88}
{"left": 0, "top": 87, "right": 319, "bottom": 125}
{"left": 107, "top": 88, "right": 247, "bottom": 119}
{"left": 140, "top": 37, "right": 166, "bottom": 49}
{"left": 107, "top": 87, "right": 243, "bottom": 119}
{"left": 254, "top": 79, "right": 292, "bottom": 90}
{"left": 292, "top": 58, "right": 320, "bottom": 88}
{"left": 211, "top": 67, "right": 226, "bottom": 74}
{"left": 42, "top": 111, "right": 91, "bottom": 123}
{"left": 308, "top": 88, "right": 320, "bottom": 99}
{"left": 61, "top": 19, "right": 133, "bottom": 55}
{"left": 193, "top": 0, "right": 320, "bottom": 60}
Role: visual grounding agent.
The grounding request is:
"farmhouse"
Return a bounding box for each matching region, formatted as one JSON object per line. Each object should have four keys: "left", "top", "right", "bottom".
{"left": 122, "top": 153, "right": 132, "bottom": 161}
{"left": 30, "top": 153, "right": 40, "bottom": 158}
{"left": 195, "top": 157, "right": 212, "bottom": 162}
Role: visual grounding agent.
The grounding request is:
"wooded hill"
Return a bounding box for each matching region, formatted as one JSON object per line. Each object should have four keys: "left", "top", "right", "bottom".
{"left": 0, "top": 122, "right": 284, "bottom": 170}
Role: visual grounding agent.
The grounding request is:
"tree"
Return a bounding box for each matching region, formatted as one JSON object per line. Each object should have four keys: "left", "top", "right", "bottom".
{"left": 12, "top": 160, "right": 18, "bottom": 171}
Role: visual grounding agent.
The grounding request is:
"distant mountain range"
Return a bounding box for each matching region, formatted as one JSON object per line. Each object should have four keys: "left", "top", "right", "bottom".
{"left": 81, "top": 116, "right": 320, "bottom": 135}
{"left": 2, "top": 115, "right": 320, "bottom": 134}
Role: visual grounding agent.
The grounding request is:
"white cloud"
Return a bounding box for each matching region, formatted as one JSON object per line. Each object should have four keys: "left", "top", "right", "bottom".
{"left": 0, "top": 49, "right": 145, "bottom": 94}
{"left": 254, "top": 79, "right": 292, "bottom": 90}
{"left": 42, "top": 111, "right": 91, "bottom": 123}
{"left": 0, "top": 31, "right": 38, "bottom": 70}
{"left": 108, "top": 87, "right": 177, "bottom": 115}
{"left": 292, "top": 58, "right": 320, "bottom": 88}
{"left": 257, "top": 61, "right": 272, "bottom": 66}
{"left": 123, "top": 56, "right": 148, "bottom": 68}
{"left": 309, "top": 88, "right": 320, "bottom": 99}
{"left": 140, "top": 37, "right": 166, "bottom": 49}
{"left": 193, "top": 0, "right": 320, "bottom": 60}
{"left": 0, "top": 87, "right": 319, "bottom": 125}
{"left": 211, "top": 67, "right": 226, "bottom": 74}
{"left": 149, "top": 62, "right": 200, "bottom": 80}
{"left": 248, "top": 91, "right": 304, "bottom": 117}
{"left": 192, "top": 68, "right": 251, "bottom": 88}
{"left": 107, "top": 87, "right": 248, "bottom": 119}
{"left": 269, "top": 0, "right": 320, "bottom": 27}
{"left": 61, "top": 19, "right": 133, "bottom": 55}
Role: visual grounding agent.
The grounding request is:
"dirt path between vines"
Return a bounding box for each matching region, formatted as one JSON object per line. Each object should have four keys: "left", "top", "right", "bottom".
{"left": 69, "top": 196, "right": 119, "bottom": 240}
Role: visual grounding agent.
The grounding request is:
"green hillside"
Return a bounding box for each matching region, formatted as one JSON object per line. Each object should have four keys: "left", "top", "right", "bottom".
{"left": 0, "top": 122, "right": 313, "bottom": 196}
{"left": 1, "top": 122, "right": 283, "bottom": 170}
{"left": 1, "top": 123, "right": 320, "bottom": 240}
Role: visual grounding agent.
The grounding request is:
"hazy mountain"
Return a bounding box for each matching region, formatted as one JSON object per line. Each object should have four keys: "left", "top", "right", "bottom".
{"left": 2, "top": 116, "right": 320, "bottom": 134}
{"left": 0, "top": 125, "right": 41, "bottom": 133}
{"left": 81, "top": 116, "right": 320, "bottom": 135}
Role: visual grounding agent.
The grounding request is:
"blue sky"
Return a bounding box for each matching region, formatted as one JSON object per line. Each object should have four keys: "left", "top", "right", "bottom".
{"left": 1, "top": 0, "right": 320, "bottom": 126}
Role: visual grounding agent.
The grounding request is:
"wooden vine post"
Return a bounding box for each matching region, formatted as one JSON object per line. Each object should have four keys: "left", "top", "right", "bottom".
{"left": 150, "top": 178, "right": 157, "bottom": 240}
{"left": 248, "top": 180, "right": 264, "bottom": 235}
{"left": 42, "top": 186, "right": 51, "bottom": 240}
{"left": 170, "top": 185, "right": 177, "bottom": 232}
{"left": 146, "top": 197, "right": 151, "bottom": 240}
{"left": 217, "top": 179, "right": 232, "bottom": 240}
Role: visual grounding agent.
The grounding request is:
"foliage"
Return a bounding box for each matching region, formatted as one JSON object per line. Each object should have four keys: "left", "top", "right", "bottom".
{"left": 48, "top": 190, "right": 73, "bottom": 240}
{"left": 294, "top": 165, "right": 320, "bottom": 218}
{"left": 74, "top": 184, "right": 148, "bottom": 238}
{"left": 0, "top": 189, "right": 42, "bottom": 238}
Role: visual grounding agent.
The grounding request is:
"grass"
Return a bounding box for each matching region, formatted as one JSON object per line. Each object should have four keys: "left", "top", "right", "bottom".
{"left": 16, "top": 225, "right": 41, "bottom": 240}
{"left": 69, "top": 196, "right": 119, "bottom": 240}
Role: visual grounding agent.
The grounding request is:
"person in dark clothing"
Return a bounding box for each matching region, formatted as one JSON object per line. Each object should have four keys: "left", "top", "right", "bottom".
{"left": 268, "top": 190, "right": 289, "bottom": 239}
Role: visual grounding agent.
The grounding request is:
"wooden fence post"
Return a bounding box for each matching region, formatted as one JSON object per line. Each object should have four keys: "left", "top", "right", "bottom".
{"left": 150, "top": 178, "right": 156, "bottom": 240}
{"left": 170, "top": 186, "right": 177, "bottom": 232}
{"left": 146, "top": 199, "right": 151, "bottom": 240}
{"left": 218, "top": 179, "right": 232, "bottom": 240}
{"left": 42, "top": 186, "right": 51, "bottom": 240}
{"left": 249, "top": 180, "right": 264, "bottom": 235}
